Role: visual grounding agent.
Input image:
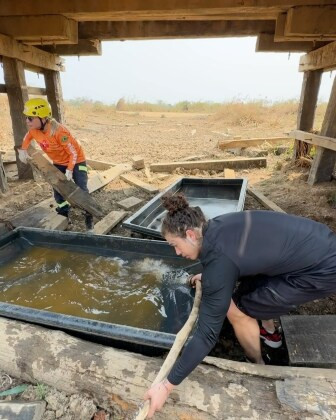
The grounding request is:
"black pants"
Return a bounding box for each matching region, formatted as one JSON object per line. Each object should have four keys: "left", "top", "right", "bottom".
{"left": 233, "top": 271, "right": 336, "bottom": 320}
{"left": 53, "top": 162, "right": 88, "bottom": 216}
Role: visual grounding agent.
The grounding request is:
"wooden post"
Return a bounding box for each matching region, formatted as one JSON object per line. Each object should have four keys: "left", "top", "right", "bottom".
{"left": 308, "top": 76, "right": 336, "bottom": 184}
{"left": 44, "top": 70, "right": 64, "bottom": 123}
{"left": 0, "top": 153, "right": 8, "bottom": 193}
{"left": 293, "top": 70, "right": 322, "bottom": 160}
{"left": 3, "top": 57, "right": 33, "bottom": 179}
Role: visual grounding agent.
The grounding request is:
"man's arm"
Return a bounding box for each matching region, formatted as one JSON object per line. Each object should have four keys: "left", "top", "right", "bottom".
{"left": 168, "top": 253, "right": 239, "bottom": 385}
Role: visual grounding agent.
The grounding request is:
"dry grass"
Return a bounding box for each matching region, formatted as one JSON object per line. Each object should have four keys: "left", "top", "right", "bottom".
{"left": 0, "top": 95, "right": 328, "bottom": 141}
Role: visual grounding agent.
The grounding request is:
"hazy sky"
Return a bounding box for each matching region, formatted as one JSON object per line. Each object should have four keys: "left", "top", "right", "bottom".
{"left": 2, "top": 37, "right": 334, "bottom": 104}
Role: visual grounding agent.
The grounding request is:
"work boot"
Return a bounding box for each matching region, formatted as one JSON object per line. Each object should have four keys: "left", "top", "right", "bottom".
{"left": 85, "top": 213, "right": 94, "bottom": 231}
{"left": 56, "top": 205, "right": 70, "bottom": 218}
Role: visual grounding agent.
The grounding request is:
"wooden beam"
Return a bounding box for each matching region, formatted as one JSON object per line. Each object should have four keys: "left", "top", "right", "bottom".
{"left": 0, "top": 15, "right": 78, "bottom": 45}
{"left": 308, "top": 76, "right": 336, "bottom": 184}
{"left": 28, "top": 146, "right": 104, "bottom": 218}
{"left": 93, "top": 210, "right": 126, "bottom": 235}
{"left": 40, "top": 39, "right": 102, "bottom": 56}
{"left": 256, "top": 33, "right": 324, "bottom": 53}
{"left": 275, "top": 12, "right": 334, "bottom": 42}
{"left": 79, "top": 20, "right": 275, "bottom": 40}
{"left": 44, "top": 70, "right": 65, "bottom": 123}
{"left": 299, "top": 41, "right": 336, "bottom": 72}
{"left": 247, "top": 186, "right": 286, "bottom": 213}
{"left": 120, "top": 173, "right": 159, "bottom": 194}
{"left": 87, "top": 164, "right": 131, "bottom": 192}
{"left": 286, "top": 6, "right": 336, "bottom": 38}
{"left": 218, "top": 137, "right": 289, "bottom": 150}
{"left": 0, "top": 33, "right": 64, "bottom": 72}
{"left": 0, "top": 84, "right": 46, "bottom": 95}
{"left": 274, "top": 13, "right": 287, "bottom": 42}
{"left": 2, "top": 57, "right": 33, "bottom": 180}
{"left": 150, "top": 158, "right": 267, "bottom": 173}
{"left": 293, "top": 70, "right": 322, "bottom": 159}
{"left": 290, "top": 131, "right": 336, "bottom": 153}
{"left": 0, "top": 1, "right": 330, "bottom": 21}
{"left": 10, "top": 164, "right": 130, "bottom": 230}
{"left": 86, "top": 158, "right": 115, "bottom": 171}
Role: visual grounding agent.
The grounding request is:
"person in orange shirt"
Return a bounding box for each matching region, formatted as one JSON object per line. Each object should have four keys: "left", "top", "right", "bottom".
{"left": 18, "top": 98, "right": 93, "bottom": 230}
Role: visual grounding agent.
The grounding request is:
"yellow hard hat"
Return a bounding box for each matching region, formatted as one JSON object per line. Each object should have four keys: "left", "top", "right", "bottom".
{"left": 23, "top": 98, "right": 52, "bottom": 118}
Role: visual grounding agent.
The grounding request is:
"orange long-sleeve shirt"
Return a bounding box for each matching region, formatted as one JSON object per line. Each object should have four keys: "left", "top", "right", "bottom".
{"left": 21, "top": 121, "right": 85, "bottom": 171}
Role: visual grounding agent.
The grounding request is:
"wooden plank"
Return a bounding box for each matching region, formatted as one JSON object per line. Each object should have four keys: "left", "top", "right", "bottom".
{"left": 151, "top": 158, "right": 266, "bottom": 173}
{"left": 0, "top": 33, "right": 64, "bottom": 72}
{"left": 0, "top": 84, "right": 46, "bottom": 95}
{"left": 247, "top": 186, "right": 286, "bottom": 213}
{"left": 118, "top": 196, "right": 144, "bottom": 210}
{"left": 120, "top": 173, "right": 158, "bottom": 193}
{"left": 131, "top": 155, "right": 145, "bottom": 170}
{"left": 286, "top": 6, "right": 336, "bottom": 38}
{"left": 299, "top": 41, "right": 336, "bottom": 72}
{"left": 281, "top": 315, "right": 336, "bottom": 368}
{"left": 41, "top": 39, "right": 102, "bottom": 56}
{"left": 28, "top": 146, "right": 104, "bottom": 217}
{"left": 44, "top": 70, "right": 65, "bottom": 123}
{"left": 11, "top": 199, "right": 69, "bottom": 230}
{"left": 11, "top": 165, "right": 130, "bottom": 230}
{"left": 308, "top": 76, "right": 336, "bottom": 184}
{"left": 223, "top": 168, "right": 236, "bottom": 179}
{"left": 293, "top": 70, "right": 322, "bottom": 159}
{"left": 290, "top": 130, "right": 336, "bottom": 152}
{"left": 86, "top": 158, "right": 115, "bottom": 171}
{"left": 79, "top": 20, "right": 275, "bottom": 40}
{"left": 0, "top": 1, "right": 329, "bottom": 20}
{"left": 87, "top": 163, "right": 131, "bottom": 192}
{"left": 93, "top": 210, "right": 126, "bottom": 235}
{"left": 2, "top": 57, "right": 34, "bottom": 180}
{"left": 218, "top": 137, "right": 289, "bottom": 150}
{"left": 256, "top": 33, "right": 324, "bottom": 53}
{"left": 0, "top": 15, "right": 78, "bottom": 45}
{"left": 274, "top": 13, "right": 288, "bottom": 42}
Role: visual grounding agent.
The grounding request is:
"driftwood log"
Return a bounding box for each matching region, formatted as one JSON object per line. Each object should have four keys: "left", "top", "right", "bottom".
{"left": 0, "top": 317, "right": 335, "bottom": 419}
{"left": 27, "top": 145, "right": 104, "bottom": 218}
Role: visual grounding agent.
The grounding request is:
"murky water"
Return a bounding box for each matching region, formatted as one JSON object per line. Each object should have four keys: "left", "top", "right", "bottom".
{"left": 0, "top": 246, "right": 194, "bottom": 333}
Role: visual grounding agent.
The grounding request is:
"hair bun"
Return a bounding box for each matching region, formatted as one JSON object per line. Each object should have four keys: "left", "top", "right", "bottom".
{"left": 161, "top": 193, "right": 189, "bottom": 214}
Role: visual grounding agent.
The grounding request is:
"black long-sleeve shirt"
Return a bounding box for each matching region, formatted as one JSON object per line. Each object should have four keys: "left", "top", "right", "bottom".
{"left": 167, "top": 210, "right": 336, "bottom": 385}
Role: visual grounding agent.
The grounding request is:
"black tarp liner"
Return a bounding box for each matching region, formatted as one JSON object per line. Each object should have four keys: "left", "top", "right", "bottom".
{"left": 123, "top": 177, "right": 247, "bottom": 238}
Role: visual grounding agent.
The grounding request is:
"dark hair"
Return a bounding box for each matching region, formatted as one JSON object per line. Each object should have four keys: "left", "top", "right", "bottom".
{"left": 161, "top": 193, "right": 206, "bottom": 238}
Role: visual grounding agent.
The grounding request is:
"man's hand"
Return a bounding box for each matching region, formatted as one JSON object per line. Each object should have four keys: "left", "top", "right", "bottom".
{"left": 18, "top": 149, "right": 29, "bottom": 164}
{"left": 189, "top": 273, "right": 202, "bottom": 288}
{"left": 144, "top": 379, "right": 174, "bottom": 418}
{"left": 65, "top": 169, "right": 73, "bottom": 181}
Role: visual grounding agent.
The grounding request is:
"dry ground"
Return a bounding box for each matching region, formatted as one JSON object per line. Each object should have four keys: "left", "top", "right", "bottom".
{"left": 0, "top": 96, "right": 335, "bottom": 417}
{"left": 0, "top": 96, "right": 335, "bottom": 308}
